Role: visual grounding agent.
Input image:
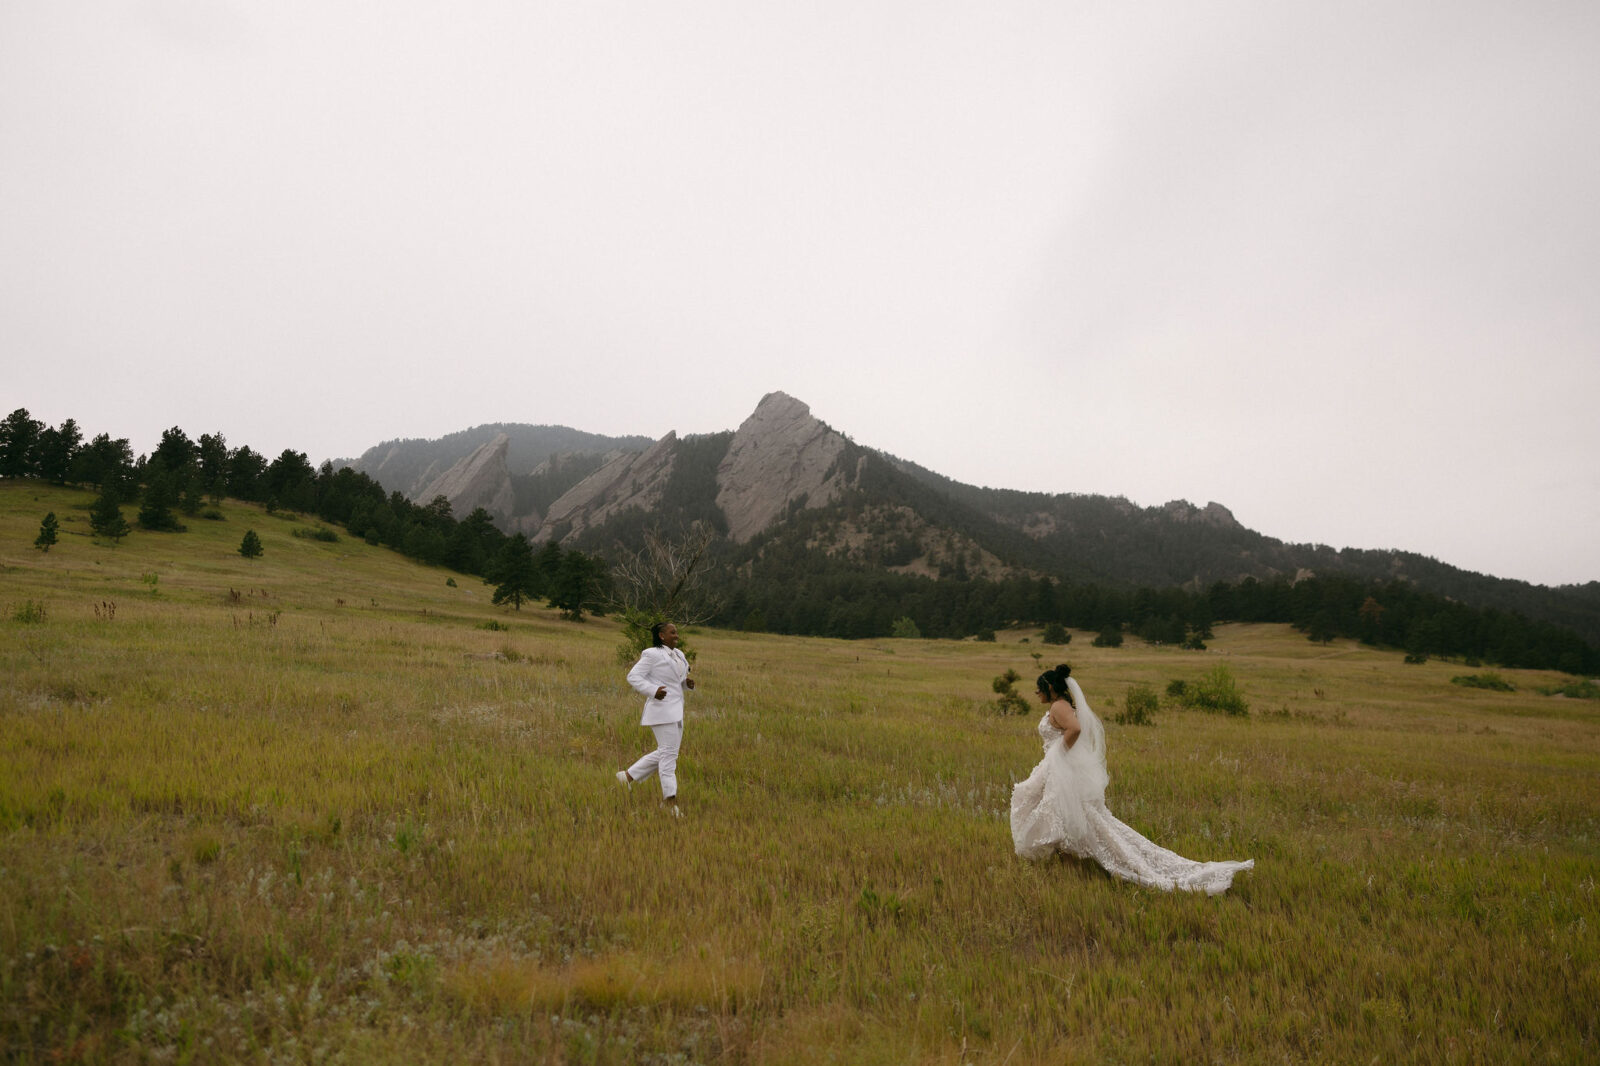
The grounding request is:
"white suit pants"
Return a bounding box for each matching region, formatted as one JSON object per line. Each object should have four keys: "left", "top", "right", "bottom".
{"left": 627, "top": 721, "right": 683, "bottom": 798}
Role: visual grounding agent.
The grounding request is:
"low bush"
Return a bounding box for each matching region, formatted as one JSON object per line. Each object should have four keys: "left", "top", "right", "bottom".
{"left": 1451, "top": 672, "right": 1515, "bottom": 692}
{"left": 891, "top": 616, "right": 921, "bottom": 639}
{"left": 1116, "top": 683, "right": 1158, "bottom": 725}
{"left": 293, "top": 526, "right": 340, "bottom": 543}
{"left": 1092, "top": 626, "right": 1123, "bottom": 648}
{"left": 1167, "top": 665, "right": 1248, "bottom": 716}
{"left": 991, "top": 669, "right": 1030, "bottom": 715}
{"left": 1535, "top": 679, "right": 1600, "bottom": 699}
{"left": 12, "top": 600, "right": 47, "bottom": 624}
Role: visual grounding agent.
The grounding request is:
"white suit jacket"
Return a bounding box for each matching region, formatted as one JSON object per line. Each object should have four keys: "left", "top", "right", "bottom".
{"left": 626, "top": 646, "right": 691, "bottom": 726}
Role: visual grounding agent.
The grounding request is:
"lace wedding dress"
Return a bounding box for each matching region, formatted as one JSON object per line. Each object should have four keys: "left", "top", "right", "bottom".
{"left": 1010, "top": 677, "right": 1253, "bottom": 895}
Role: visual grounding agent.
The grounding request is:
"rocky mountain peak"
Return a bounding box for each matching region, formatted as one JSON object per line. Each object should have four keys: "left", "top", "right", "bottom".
{"left": 715, "top": 392, "right": 855, "bottom": 542}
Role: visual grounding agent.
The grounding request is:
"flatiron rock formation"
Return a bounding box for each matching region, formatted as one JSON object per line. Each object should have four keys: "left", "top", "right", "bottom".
{"left": 536, "top": 432, "right": 679, "bottom": 541}
{"left": 413, "top": 433, "right": 517, "bottom": 523}
{"left": 716, "top": 391, "right": 855, "bottom": 543}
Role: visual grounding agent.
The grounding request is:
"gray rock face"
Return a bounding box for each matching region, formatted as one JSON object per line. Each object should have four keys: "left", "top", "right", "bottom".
{"left": 716, "top": 391, "right": 853, "bottom": 542}
{"left": 536, "top": 432, "right": 678, "bottom": 541}
{"left": 1160, "top": 499, "right": 1241, "bottom": 529}
{"left": 413, "top": 433, "right": 518, "bottom": 524}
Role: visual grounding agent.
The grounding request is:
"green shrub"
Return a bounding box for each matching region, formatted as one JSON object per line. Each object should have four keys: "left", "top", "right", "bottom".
{"left": 1092, "top": 626, "right": 1123, "bottom": 648}
{"left": 1041, "top": 622, "right": 1070, "bottom": 645}
{"left": 1451, "top": 672, "right": 1515, "bottom": 692}
{"left": 12, "top": 600, "right": 47, "bottom": 624}
{"left": 293, "top": 526, "right": 339, "bottom": 543}
{"left": 1174, "top": 664, "right": 1249, "bottom": 716}
{"left": 1116, "top": 683, "right": 1158, "bottom": 725}
{"left": 614, "top": 608, "right": 696, "bottom": 667}
{"left": 991, "top": 668, "right": 1030, "bottom": 715}
{"left": 891, "top": 616, "right": 921, "bottom": 639}
{"left": 1535, "top": 679, "right": 1600, "bottom": 700}
{"left": 1165, "top": 679, "right": 1188, "bottom": 699}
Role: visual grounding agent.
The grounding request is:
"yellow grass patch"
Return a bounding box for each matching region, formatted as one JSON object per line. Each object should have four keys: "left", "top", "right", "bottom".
{"left": 446, "top": 947, "right": 764, "bottom": 1014}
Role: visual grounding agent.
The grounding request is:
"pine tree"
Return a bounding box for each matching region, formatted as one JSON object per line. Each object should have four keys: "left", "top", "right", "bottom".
{"left": 89, "top": 489, "right": 131, "bottom": 543}
{"left": 138, "top": 472, "right": 183, "bottom": 531}
{"left": 490, "top": 533, "right": 537, "bottom": 610}
{"left": 238, "top": 529, "right": 263, "bottom": 560}
{"left": 0, "top": 408, "right": 43, "bottom": 478}
{"left": 532, "top": 541, "right": 564, "bottom": 597}
{"left": 35, "top": 512, "right": 59, "bottom": 552}
{"left": 36, "top": 419, "right": 82, "bottom": 484}
{"left": 548, "top": 549, "right": 605, "bottom": 621}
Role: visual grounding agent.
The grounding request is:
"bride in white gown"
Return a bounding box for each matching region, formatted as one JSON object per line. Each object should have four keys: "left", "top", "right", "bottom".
{"left": 1010, "top": 665, "right": 1253, "bottom": 895}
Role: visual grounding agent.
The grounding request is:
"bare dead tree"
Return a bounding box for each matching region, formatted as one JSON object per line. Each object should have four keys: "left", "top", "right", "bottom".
{"left": 607, "top": 521, "right": 724, "bottom": 626}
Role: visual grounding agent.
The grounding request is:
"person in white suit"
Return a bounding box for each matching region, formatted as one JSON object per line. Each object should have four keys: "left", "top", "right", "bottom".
{"left": 617, "top": 621, "right": 694, "bottom": 813}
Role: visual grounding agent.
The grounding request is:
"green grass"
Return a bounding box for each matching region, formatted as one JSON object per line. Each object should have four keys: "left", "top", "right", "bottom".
{"left": 2, "top": 481, "right": 1597, "bottom": 1063}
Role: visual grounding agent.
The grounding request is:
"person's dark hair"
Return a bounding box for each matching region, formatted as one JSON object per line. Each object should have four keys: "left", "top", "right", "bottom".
{"left": 1036, "top": 664, "right": 1074, "bottom": 706}
{"left": 650, "top": 621, "right": 668, "bottom": 647}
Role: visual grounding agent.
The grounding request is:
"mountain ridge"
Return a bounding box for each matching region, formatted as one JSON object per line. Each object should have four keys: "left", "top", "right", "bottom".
{"left": 335, "top": 423, "right": 654, "bottom": 501}
{"left": 338, "top": 392, "right": 1600, "bottom": 642}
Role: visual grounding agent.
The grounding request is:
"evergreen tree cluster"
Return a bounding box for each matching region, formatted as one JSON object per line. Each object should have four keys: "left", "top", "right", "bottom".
{"left": 707, "top": 548, "right": 1599, "bottom": 674}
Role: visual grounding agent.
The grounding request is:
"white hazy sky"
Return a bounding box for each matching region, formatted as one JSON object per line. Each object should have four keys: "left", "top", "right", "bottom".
{"left": 3, "top": 1, "right": 1597, "bottom": 586}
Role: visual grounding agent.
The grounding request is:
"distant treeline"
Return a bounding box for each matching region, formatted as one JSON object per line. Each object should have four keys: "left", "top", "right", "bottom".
{"left": 711, "top": 561, "right": 1600, "bottom": 674}
{"left": 5, "top": 407, "right": 1595, "bottom": 674}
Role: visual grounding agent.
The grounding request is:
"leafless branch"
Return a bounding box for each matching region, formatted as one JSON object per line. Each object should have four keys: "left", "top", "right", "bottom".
{"left": 606, "top": 521, "right": 724, "bottom": 625}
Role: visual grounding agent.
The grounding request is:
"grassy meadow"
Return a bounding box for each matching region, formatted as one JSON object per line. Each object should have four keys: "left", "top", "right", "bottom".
{"left": 1, "top": 481, "right": 1596, "bottom": 1064}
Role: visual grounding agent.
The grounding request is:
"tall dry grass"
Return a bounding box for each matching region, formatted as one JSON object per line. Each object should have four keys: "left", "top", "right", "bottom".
{"left": 1, "top": 482, "right": 1596, "bottom": 1063}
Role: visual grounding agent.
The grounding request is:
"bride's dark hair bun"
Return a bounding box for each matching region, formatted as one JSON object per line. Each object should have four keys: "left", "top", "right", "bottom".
{"left": 1035, "top": 664, "right": 1074, "bottom": 703}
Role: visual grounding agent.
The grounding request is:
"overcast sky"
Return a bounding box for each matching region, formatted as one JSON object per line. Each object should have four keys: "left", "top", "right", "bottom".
{"left": 3, "top": 1, "right": 1596, "bottom": 586}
